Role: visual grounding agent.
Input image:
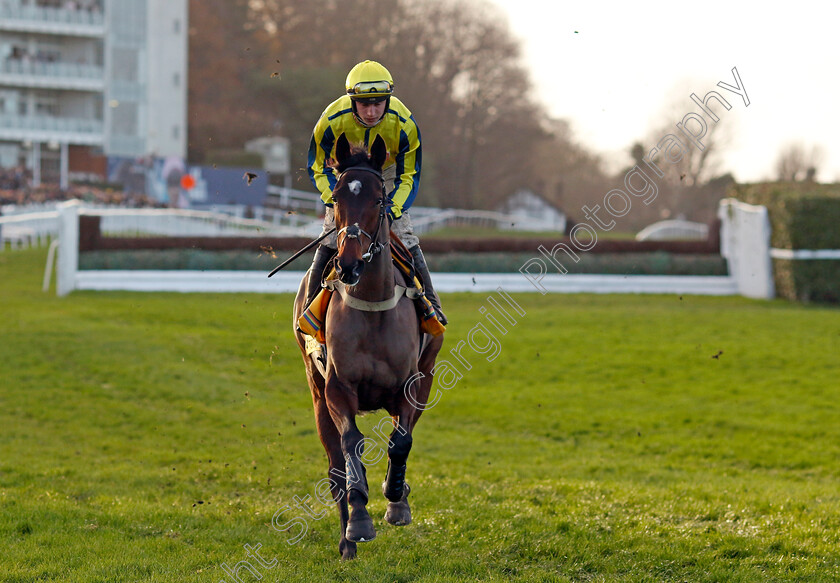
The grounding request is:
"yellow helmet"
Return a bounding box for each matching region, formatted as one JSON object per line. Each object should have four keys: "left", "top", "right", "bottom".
{"left": 345, "top": 60, "right": 394, "bottom": 102}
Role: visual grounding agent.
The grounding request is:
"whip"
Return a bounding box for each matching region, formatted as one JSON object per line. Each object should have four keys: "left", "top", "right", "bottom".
{"left": 267, "top": 228, "right": 335, "bottom": 278}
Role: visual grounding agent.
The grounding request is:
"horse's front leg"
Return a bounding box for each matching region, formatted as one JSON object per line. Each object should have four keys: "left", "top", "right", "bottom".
{"left": 383, "top": 368, "right": 434, "bottom": 526}
{"left": 324, "top": 377, "right": 376, "bottom": 544}
{"left": 382, "top": 415, "right": 413, "bottom": 526}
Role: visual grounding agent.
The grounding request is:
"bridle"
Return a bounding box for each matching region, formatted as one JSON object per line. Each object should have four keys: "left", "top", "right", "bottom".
{"left": 334, "top": 166, "right": 389, "bottom": 262}
{"left": 327, "top": 164, "right": 423, "bottom": 312}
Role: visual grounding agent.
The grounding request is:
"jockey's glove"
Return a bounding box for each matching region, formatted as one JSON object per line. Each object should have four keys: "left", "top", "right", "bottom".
{"left": 389, "top": 203, "right": 402, "bottom": 220}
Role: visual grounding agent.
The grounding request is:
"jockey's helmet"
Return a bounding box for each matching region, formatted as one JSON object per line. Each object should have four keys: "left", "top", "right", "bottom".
{"left": 345, "top": 60, "right": 393, "bottom": 104}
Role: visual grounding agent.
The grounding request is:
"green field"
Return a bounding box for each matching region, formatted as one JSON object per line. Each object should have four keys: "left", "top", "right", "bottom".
{"left": 2, "top": 248, "right": 839, "bottom": 582}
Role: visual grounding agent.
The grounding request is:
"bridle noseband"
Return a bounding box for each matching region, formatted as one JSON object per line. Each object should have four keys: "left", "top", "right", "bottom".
{"left": 334, "top": 166, "right": 389, "bottom": 262}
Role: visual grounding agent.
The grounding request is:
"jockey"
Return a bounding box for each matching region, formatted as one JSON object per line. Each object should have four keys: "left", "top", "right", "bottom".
{"left": 305, "top": 59, "right": 447, "bottom": 325}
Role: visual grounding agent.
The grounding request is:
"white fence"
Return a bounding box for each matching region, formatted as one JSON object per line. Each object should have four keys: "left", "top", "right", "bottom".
{"left": 43, "top": 199, "right": 740, "bottom": 297}
{"left": 11, "top": 198, "right": 801, "bottom": 299}
{"left": 1, "top": 201, "right": 312, "bottom": 251}
{"left": 265, "top": 185, "right": 324, "bottom": 214}
{"left": 3, "top": 201, "right": 566, "bottom": 249}
{"left": 409, "top": 208, "right": 558, "bottom": 234}
{"left": 92, "top": 208, "right": 308, "bottom": 238}
{"left": 71, "top": 270, "right": 739, "bottom": 296}
{"left": 0, "top": 210, "right": 58, "bottom": 249}
{"left": 199, "top": 204, "right": 320, "bottom": 232}
{"left": 718, "top": 199, "right": 774, "bottom": 299}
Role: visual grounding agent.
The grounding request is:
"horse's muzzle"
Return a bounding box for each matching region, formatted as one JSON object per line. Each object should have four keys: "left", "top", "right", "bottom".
{"left": 336, "top": 258, "right": 364, "bottom": 286}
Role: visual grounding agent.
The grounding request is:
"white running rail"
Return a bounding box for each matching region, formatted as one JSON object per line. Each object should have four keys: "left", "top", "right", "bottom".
{"left": 86, "top": 207, "right": 308, "bottom": 238}
{"left": 410, "top": 208, "right": 555, "bottom": 234}
{"left": 0, "top": 210, "right": 59, "bottom": 250}
{"left": 2, "top": 202, "right": 312, "bottom": 251}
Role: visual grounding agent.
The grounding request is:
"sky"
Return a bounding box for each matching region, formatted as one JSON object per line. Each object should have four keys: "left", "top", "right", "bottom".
{"left": 487, "top": 0, "right": 840, "bottom": 182}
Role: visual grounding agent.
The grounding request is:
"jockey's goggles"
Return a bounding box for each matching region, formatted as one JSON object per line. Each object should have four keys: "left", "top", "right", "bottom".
{"left": 347, "top": 80, "right": 393, "bottom": 99}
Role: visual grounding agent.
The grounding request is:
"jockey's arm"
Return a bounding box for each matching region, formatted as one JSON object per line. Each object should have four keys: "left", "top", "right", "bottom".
{"left": 388, "top": 121, "right": 421, "bottom": 219}
{"left": 307, "top": 119, "right": 338, "bottom": 205}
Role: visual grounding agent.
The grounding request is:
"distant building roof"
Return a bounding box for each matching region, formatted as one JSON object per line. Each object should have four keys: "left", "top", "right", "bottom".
{"left": 496, "top": 189, "right": 565, "bottom": 232}
{"left": 245, "top": 136, "right": 291, "bottom": 174}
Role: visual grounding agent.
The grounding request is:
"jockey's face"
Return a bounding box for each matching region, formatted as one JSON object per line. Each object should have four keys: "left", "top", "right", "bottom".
{"left": 355, "top": 100, "right": 386, "bottom": 126}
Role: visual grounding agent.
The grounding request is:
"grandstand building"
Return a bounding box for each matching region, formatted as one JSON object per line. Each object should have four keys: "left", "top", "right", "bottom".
{"left": 0, "top": 0, "right": 187, "bottom": 188}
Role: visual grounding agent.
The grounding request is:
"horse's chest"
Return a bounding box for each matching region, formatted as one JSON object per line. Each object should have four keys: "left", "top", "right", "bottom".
{"left": 326, "top": 306, "right": 419, "bottom": 401}
{"left": 332, "top": 353, "right": 407, "bottom": 387}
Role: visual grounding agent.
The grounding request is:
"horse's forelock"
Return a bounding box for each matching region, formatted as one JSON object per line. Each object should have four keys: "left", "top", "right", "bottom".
{"left": 331, "top": 144, "right": 374, "bottom": 173}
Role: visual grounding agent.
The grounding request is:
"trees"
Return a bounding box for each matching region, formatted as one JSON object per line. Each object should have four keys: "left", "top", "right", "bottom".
{"left": 642, "top": 82, "right": 735, "bottom": 189}
{"left": 529, "top": 119, "right": 611, "bottom": 220}
{"left": 626, "top": 83, "right": 737, "bottom": 227}
{"left": 188, "top": 0, "right": 608, "bottom": 211}
{"left": 187, "top": 0, "right": 269, "bottom": 163}
{"left": 382, "top": 0, "right": 550, "bottom": 208}
{"left": 774, "top": 142, "right": 825, "bottom": 182}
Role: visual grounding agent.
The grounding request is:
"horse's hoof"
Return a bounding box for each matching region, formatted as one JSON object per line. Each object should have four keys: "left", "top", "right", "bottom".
{"left": 384, "top": 484, "right": 411, "bottom": 526}
{"left": 384, "top": 499, "right": 412, "bottom": 526}
{"left": 339, "top": 540, "right": 357, "bottom": 561}
{"left": 345, "top": 516, "right": 376, "bottom": 543}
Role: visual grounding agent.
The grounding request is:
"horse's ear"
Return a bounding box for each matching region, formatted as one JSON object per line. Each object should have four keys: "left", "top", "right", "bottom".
{"left": 335, "top": 133, "right": 351, "bottom": 165}
{"left": 370, "top": 134, "right": 387, "bottom": 170}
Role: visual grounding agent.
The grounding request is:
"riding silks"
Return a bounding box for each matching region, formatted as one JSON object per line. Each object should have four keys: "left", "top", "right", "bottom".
{"left": 298, "top": 256, "right": 445, "bottom": 343}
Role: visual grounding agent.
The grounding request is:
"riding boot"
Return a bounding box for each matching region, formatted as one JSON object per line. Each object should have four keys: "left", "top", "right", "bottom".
{"left": 409, "top": 245, "right": 448, "bottom": 326}
{"left": 304, "top": 244, "right": 335, "bottom": 310}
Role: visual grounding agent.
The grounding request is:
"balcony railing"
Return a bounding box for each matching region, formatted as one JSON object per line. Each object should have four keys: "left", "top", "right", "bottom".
{"left": 1, "top": 58, "right": 104, "bottom": 80}
{"left": 0, "top": 2, "right": 105, "bottom": 32}
{"left": 0, "top": 114, "right": 103, "bottom": 135}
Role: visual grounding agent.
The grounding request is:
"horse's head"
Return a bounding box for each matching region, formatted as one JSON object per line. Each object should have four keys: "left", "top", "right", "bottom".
{"left": 330, "top": 133, "right": 388, "bottom": 286}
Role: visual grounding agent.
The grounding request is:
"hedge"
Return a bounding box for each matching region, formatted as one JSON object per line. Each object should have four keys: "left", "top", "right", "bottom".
{"left": 77, "top": 215, "right": 726, "bottom": 276}
{"left": 731, "top": 182, "right": 840, "bottom": 303}
{"left": 79, "top": 216, "right": 720, "bottom": 254}
{"left": 78, "top": 249, "right": 727, "bottom": 276}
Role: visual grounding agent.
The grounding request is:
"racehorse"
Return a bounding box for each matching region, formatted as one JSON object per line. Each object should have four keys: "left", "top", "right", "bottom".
{"left": 292, "top": 133, "right": 444, "bottom": 560}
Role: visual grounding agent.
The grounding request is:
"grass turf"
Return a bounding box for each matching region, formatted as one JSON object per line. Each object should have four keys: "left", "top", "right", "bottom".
{"left": 1, "top": 247, "right": 839, "bottom": 581}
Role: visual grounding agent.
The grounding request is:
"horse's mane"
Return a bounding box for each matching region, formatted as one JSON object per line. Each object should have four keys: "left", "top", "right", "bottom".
{"left": 329, "top": 144, "right": 375, "bottom": 173}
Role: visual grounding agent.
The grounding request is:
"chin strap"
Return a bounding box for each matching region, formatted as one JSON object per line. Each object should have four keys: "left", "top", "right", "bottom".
{"left": 353, "top": 114, "right": 384, "bottom": 128}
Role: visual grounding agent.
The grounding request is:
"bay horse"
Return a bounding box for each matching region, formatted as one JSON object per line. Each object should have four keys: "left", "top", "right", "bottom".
{"left": 292, "top": 133, "right": 444, "bottom": 560}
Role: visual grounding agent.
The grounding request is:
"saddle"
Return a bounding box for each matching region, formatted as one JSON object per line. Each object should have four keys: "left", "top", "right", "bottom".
{"left": 298, "top": 234, "right": 445, "bottom": 343}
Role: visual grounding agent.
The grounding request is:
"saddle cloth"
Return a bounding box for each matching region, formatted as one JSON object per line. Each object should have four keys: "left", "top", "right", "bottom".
{"left": 298, "top": 236, "right": 445, "bottom": 343}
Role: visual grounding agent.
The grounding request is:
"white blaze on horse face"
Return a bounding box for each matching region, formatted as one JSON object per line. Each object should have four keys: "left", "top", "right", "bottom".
{"left": 349, "top": 180, "right": 362, "bottom": 195}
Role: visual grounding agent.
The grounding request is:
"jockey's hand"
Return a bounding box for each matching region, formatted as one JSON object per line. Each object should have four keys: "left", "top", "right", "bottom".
{"left": 388, "top": 202, "right": 402, "bottom": 221}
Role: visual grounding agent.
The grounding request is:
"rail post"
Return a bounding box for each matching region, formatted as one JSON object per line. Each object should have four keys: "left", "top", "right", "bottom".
{"left": 57, "top": 199, "right": 81, "bottom": 297}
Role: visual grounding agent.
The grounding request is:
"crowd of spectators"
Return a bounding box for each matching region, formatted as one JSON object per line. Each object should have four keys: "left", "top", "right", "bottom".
{"left": 0, "top": 167, "right": 161, "bottom": 208}
{"left": 0, "top": 166, "right": 29, "bottom": 191}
